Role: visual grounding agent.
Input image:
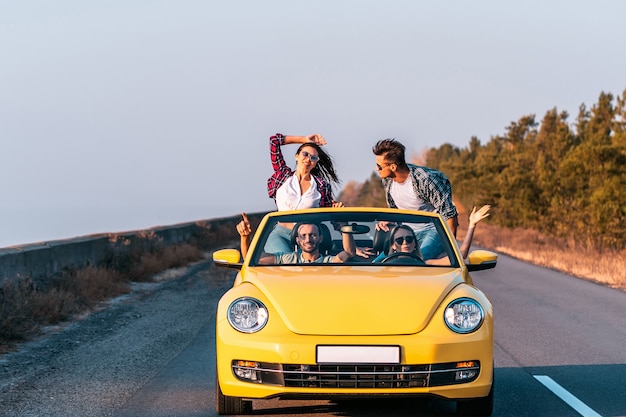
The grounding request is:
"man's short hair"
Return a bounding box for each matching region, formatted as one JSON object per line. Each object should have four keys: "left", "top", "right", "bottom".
{"left": 290, "top": 223, "right": 322, "bottom": 246}
{"left": 372, "top": 138, "right": 406, "bottom": 166}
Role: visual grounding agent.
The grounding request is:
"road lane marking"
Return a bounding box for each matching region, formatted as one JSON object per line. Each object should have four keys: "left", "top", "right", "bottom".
{"left": 534, "top": 375, "right": 602, "bottom": 417}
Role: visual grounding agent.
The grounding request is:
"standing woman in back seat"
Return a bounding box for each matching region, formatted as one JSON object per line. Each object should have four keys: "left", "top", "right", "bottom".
{"left": 265, "top": 133, "right": 343, "bottom": 253}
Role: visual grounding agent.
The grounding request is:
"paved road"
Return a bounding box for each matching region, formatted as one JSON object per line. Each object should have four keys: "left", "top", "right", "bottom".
{"left": 1, "top": 253, "right": 625, "bottom": 417}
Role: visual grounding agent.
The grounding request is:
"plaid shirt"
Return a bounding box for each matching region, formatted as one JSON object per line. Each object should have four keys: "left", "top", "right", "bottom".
{"left": 266, "top": 133, "right": 333, "bottom": 207}
{"left": 382, "top": 163, "right": 458, "bottom": 220}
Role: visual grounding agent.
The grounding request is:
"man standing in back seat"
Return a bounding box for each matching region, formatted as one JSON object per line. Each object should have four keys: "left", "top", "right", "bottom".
{"left": 372, "top": 138, "right": 459, "bottom": 260}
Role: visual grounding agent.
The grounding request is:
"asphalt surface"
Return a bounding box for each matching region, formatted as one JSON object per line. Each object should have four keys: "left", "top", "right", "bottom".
{"left": 0, "top": 259, "right": 233, "bottom": 417}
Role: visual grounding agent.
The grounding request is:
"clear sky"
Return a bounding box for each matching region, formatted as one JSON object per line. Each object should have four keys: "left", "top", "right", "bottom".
{"left": 1, "top": 0, "right": 625, "bottom": 248}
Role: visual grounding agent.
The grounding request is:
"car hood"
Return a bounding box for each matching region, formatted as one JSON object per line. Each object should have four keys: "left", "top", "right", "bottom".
{"left": 242, "top": 266, "right": 465, "bottom": 336}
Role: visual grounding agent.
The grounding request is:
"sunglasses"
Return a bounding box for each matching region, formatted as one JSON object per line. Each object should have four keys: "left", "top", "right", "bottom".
{"left": 376, "top": 162, "right": 392, "bottom": 171}
{"left": 394, "top": 236, "right": 415, "bottom": 245}
{"left": 300, "top": 150, "right": 319, "bottom": 162}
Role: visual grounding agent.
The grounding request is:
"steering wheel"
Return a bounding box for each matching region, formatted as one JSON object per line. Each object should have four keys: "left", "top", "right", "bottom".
{"left": 380, "top": 252, "right": 426, "bottom": 265}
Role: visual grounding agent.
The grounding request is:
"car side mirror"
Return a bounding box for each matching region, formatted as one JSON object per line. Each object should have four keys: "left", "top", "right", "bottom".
{"left": 466, "top": 250, "right": 498, "bottom": 271}
{"left": 212, "top": 248, "right": 243, "bottom": 270}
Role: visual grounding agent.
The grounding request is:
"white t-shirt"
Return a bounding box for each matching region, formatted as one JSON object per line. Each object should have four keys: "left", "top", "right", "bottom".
{"left": 389, "top": 176, "right": 435, "bottom": 232}
{"left": 275, "top": 175, "right": 321, "bottom": 211}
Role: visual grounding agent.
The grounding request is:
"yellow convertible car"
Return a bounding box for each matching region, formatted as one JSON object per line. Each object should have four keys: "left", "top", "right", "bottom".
{"left": 213, "top": 207, "right": 497, "bottom": 416}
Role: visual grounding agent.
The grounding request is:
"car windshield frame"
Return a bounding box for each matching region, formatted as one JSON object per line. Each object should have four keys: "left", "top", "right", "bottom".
{"left": 248, "top": 210, "right": 460, "bottom": 268}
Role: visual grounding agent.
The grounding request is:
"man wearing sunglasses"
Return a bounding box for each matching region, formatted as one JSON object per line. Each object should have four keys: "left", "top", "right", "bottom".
{"left": 236, "top": 214, "right": 356, "bottom": 264}
{"left": 372, "top": 138, "right": 459, "bottom": 261}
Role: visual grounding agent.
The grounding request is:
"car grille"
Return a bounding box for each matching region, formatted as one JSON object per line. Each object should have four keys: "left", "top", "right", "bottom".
{"left": 231, "top": 361, "right": 480, "bottom": 388}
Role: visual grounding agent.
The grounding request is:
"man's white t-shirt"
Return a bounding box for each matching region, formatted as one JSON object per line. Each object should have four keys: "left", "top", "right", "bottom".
{"left": 389, "top": 176, "right": 435, "bottom": 232}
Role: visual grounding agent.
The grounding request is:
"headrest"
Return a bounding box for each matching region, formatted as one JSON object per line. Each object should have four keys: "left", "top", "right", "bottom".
{"left": 372, "top": 228, "right": 389, "bottom": 254}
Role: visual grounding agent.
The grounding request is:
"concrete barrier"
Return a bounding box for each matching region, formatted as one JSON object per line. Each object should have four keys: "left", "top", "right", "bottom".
{"left": 0, "top": 212, "right": 268, "bottom": 285}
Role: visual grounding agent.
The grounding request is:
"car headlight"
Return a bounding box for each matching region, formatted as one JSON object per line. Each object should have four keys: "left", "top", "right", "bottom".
{"left": 444, "top": 298, "right": 484, "bottom": 334}
{"left": 228, "top": 298, "right": 268, "bottom": 333}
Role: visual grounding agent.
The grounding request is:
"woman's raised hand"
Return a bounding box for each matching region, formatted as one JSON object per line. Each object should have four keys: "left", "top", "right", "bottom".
{"left": 305, "top": 133, "right": 327, "bottom": 146}
{"left": 468, "top": 205, "right": 491, "bottom": 228}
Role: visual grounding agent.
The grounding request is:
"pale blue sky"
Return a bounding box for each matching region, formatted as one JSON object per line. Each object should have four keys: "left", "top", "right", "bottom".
{"left": 1, "top": 0, "right": 625, "bottom": 247}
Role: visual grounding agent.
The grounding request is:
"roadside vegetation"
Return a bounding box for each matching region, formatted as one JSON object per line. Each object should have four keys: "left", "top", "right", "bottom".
{"left": 469, "top": 221, "right": 626, "bottom": 291}
{"left": 339, "top": 88, "right": 626, "bottom": 291}
{"left": 0, "top": 243, "right": 204, "bottom": 354}
{"left": 0, "top": 216, "right": 256, "bottom": 355}
{"left": 428, "top": 89, "right": 626, "bottom": 251}
{"left": 456, "top": 208, "right": 626, "bottom": 291}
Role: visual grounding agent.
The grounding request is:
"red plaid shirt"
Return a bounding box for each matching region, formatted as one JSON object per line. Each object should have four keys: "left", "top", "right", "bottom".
{"left": 266, "top": 133, "right": 333, "bottom": 208}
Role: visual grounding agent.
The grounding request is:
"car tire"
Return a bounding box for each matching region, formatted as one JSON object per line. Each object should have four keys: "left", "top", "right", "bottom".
{"left": 216, "top": 377, "right": 252, "bottom": 415}
{"left": 456, "top": 379, "right": 494, "bottom": 416}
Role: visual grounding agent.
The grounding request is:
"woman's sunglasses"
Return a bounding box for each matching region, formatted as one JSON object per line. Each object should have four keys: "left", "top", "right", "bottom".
{"left": 300, "top": 151, "right": 319, "bottom": 162}
{"left": 394, "top": 236, "right": 415, "bottom": 245}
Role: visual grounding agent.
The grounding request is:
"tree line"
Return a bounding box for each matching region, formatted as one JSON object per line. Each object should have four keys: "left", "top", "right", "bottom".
{"left": 339, "top": 89, "right": 626, "bottom": 251}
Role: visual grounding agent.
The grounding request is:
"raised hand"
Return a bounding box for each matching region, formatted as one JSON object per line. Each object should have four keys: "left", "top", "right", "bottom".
{"left": 469, "top": 205, "right": 491, "bottom": 228}
{"left": 236, "top": 212, "right": 252, "bottom": 237}
{"left": 305, "top": 133, "right": 327, "bottom": 146}
{"left": 375, "top": 220, "right": 391, "bottom": 232}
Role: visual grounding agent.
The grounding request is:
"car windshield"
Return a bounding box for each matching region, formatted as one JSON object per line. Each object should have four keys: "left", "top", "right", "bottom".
{"left": 248, "top": 211, "right": 460, "bottom": 267}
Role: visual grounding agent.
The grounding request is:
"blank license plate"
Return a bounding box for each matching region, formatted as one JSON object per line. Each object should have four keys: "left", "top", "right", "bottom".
{"left": 317, "top": 345, "right": 400, "bottom": 364}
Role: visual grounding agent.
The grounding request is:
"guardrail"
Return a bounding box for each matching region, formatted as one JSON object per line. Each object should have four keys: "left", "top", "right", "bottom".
{"left": 0, "top": 212, "right": 267, "bottom": 285}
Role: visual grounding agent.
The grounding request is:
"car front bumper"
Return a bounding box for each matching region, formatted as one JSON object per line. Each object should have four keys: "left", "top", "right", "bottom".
{"left": 216, "top": 326, "right": 493, "bottom": 401}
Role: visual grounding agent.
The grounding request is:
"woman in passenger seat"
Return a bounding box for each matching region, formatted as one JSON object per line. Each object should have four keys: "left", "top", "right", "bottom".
{"left": 372, "top": 205, "right": 491, "bottom": 264}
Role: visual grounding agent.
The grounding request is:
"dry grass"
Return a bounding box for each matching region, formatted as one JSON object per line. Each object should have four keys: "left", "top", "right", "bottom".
{"left": 0, "top": 212, "right": 261, "bottom": 354}
{"left": 461, "top": 220, "right": 626, "bottom": 292}
{"left": 126, "top": 243, "right": 203, "bottom": 282}
{"left": 0, "top": 242, "right": 205, "bottom": 353}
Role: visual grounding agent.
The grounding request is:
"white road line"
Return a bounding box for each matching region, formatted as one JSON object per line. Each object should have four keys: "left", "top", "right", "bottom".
{"left": 534, "top": 375, "right": 602, "bottom": 417}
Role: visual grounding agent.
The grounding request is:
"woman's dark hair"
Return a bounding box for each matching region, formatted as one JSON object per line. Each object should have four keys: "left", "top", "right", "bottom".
{"left": 296, "top": 143, "right": 340, "bottom": 186}
{"left": 372, "top": 138, "right": 407, "bottom": 168}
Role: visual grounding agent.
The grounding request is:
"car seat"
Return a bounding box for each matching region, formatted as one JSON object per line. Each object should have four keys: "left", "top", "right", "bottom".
{"left": 372, "top": 228, "right": 390, "bottom": 255}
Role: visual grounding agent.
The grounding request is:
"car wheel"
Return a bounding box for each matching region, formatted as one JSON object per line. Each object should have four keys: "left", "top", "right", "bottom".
{"left": 216, "top": 377, "right": 252, "bottom": 415}
{"left": 456, "top": 380, "right": 494, "bottom": 416}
